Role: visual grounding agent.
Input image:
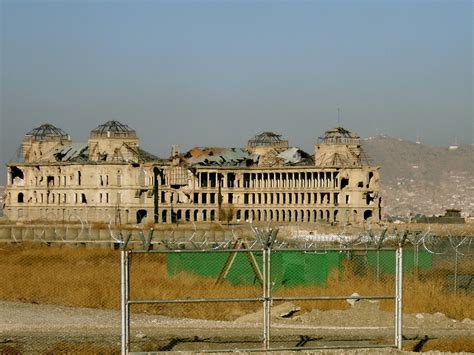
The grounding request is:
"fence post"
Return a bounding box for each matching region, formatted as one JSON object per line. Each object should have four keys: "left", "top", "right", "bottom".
{"left": 262, "top": 246, "right": 271, "bottom": 350}
{"left": 454, "top": 249, "right": 458, "bottom": 295}
{"left": 395, "top": 245, "right": 403, "bottom": 350}
{"left": 121, "top": 250, "right": 130, "bottom": 355}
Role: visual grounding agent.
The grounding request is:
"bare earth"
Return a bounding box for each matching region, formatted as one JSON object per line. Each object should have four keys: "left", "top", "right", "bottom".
{"left": 1, "top": 300, "right": 472, "bottom": 353}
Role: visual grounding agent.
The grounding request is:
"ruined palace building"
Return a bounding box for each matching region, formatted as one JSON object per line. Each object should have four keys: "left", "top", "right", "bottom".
{"left": 4, "top": 121, "right": 381, "bottom": 225}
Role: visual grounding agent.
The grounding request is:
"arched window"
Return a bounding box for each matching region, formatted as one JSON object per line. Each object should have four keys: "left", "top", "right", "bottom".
{"left": 17, "top": 193, "right": 24, "bottom": 203}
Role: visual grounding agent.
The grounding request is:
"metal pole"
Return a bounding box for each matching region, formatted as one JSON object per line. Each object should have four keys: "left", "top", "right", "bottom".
{"left": 153, "top": 167, "right": 159, "bottom": 224}
{"left": 376, "top": 250, "right": 380, "bottom": 283}
{"left": 121, "top": 250, "right": 130, "bottom": 355}
{"left": 266, "top": 247, "right": 272, "bottom": 350}
{"left": 395, "top": 246, "right": 403, "bottom": 350}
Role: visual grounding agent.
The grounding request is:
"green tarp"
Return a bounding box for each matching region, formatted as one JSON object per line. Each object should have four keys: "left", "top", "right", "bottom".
{"left": 167, "top": 250, "right": 432, "bottom": 287}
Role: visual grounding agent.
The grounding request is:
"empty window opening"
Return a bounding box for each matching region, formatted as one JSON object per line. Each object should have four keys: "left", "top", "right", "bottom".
{"left": 228, "top": 193, "right": 233, "bottom": 204}
{"left": 78, "top": 171, "right": 82, "bottom": 186}
{"left": 341, "top": 178, "right": 349, "bottom": 189}
{"left": 17, "top": 193, "right": 24, "bottom": 203}
{"left": 200, "top": 173, "right": 208, "bottom": 188}
{"left": 346, "top": 195, "right": 350, "bottom": 204}
{"left": 193, "top": 193, "right": 199, "bottom": 204}
{"left": 136, "top": 209, "right": 147, "bottom": 223}
{"left": 364, "top": 210, "right": 373, "bottom": 220}
{"left": 210, "top": 193, "right": 215, "bottom": 204}
{"left": 367, "top": 172, "right": 374, "bottom": 188}
{"left": 227, "top": 173, "right": 235, "bottom": 188}
{"left": 10, "top": 166, "right": 24, "bottom": 184}
{"left": 209, "top": 173, "right": 216, "bottom": 188}
{"left": 357, "top": 181, "right": 363, "bottom": 188}
{"left": 365, "top": 192, "right": 375, "bottom": 205}
{"left": 47, "top": 176, "right": 54, "bottom": 187}
{"left": 81, "top": 193, "right": 87, "bottom": 204}
{"left": 202, "top": 193, "right": 207, "bottom": 204}
{"left": 162, "top": 210, "right": 168, "bottom": 223}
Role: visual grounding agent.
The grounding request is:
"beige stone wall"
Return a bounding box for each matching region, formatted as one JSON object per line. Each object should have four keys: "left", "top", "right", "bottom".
{"left": 5, "top": 162, "right": 381, "bottom": 225}
{"left": 5, "top": 125, "right": 381, "bottom": 225}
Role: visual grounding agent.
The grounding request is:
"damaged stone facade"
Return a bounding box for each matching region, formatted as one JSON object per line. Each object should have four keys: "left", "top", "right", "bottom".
{"left": 4, "top": 122, "right": 381, "bottom": 225}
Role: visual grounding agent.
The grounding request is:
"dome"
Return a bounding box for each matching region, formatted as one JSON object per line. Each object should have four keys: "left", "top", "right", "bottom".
{"left": 24, "top": 123, "right": 70, "bottom": 141}
{"left": 248, "top": 132, "right": 286, "bottom": 147}
{"left": 319, "top": 127, "right": 360, "bottom": 144}
{"left": 90, "top": 120, "right": 137, "bottom": 138}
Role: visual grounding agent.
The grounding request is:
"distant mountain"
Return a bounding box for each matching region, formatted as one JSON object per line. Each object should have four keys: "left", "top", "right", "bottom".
{"left": 362, "top": 136, "right": 474, "bottom": 218}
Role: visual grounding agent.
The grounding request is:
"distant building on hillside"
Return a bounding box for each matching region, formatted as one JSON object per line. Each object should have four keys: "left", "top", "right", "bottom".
{"left": 4, "top": 122, "right": 381, "bottom": 225}
{"left": 415, "top": 209, "right": 465, "bottom": 224}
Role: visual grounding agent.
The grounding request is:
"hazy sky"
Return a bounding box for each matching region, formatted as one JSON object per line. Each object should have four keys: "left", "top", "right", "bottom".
{"left": 1, "top": 0, "right": 472, "bottom": 184}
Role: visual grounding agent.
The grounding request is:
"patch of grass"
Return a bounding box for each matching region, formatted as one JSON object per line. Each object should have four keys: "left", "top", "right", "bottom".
{"left": 420, "top": 336, "right": 474, "bottom": 352}
{"left": 0, "top": 244, "right": 472, "bottom": 322}
{"left": 45, "top": 342, "right": 119, "bottom": 355}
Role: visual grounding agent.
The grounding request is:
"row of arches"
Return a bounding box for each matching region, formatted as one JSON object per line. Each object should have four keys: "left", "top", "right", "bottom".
{"left": 136, "top": 208, "right": 375, "bottom": 224}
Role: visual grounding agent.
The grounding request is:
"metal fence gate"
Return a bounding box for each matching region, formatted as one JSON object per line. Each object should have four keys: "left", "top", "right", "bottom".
{"left": 120, "top": 228, "right": 404, "bottom": 353}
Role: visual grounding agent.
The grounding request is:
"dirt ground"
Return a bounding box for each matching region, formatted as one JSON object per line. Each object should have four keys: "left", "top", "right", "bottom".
{"left": 1, "top": 300, "right": 473, "bottom": 354}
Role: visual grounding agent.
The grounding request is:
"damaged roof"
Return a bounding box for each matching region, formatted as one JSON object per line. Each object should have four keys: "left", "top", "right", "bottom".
{"left": 53, "top": 143, "right": 89, "bottom": 162}
{"left": 182, "top": 146, "right": 313, "bottom": 168}
{"left": 277, "top": 147, "right": 314, "bottom": 166}
{"left": 184, "top": 147, "right": 257, "bottom": 167}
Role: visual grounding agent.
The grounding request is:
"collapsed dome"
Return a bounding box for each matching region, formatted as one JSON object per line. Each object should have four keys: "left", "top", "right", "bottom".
{"left": 24, "top": 123, "right": 70, "bottom": 141}
{"left": 248, "top": 132, "right": 287, "bottom": 147}
{"left": 90, "top": 120, "right": 137, "bottom": 139}
{"left": 319, "top": 127, "right": 360, "bottom": 144}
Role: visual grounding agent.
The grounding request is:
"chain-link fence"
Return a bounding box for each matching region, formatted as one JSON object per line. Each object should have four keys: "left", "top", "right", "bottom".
{"left": 0, "top": 224, "right": 472, "bottom": 353}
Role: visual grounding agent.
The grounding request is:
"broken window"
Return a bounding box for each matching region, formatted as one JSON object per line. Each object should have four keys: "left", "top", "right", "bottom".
{"left": 47, "top": 176, "right": 54, "bottom": 187}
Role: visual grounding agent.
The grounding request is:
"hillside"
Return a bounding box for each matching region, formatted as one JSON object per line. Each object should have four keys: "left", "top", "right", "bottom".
{"left": 362, "top": 137, "right": 474, "bottom": 218}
